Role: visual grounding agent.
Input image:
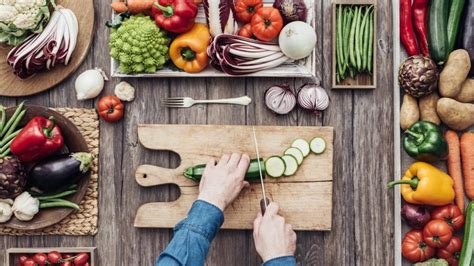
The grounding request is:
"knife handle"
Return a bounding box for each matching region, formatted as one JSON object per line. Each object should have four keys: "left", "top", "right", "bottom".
{"left": 260, "top": 198, "right": 270, "bottom": 215}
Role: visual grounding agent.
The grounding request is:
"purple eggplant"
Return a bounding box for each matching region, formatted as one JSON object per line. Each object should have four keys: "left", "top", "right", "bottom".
{"left": 29, "top": 152, "right": 93, "bottom": 193}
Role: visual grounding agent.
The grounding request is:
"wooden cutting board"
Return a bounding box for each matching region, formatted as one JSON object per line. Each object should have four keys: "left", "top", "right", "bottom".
{"left": 0, "top": 0, "right": 94, "bottom": 96}
{"left": 134, "top": 124, "right": 334, "bottom": 231}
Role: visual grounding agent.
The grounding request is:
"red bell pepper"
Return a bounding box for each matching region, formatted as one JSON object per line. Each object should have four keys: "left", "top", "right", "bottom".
{"left": 10, "top": 116, "right": 64, "bottom": 162}
{"left": 412, "top": 0, "right": 429, "bottom": 56}
{"left": 152, "top": 0, "right": 198, "bottom": 33}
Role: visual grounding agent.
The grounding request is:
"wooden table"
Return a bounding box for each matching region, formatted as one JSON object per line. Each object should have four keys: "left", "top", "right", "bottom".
{"left": 0, "top": 0, "right": 395, "bottom": 265}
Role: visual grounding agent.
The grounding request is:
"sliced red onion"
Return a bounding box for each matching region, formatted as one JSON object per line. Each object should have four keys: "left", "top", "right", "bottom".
{"left": 264, "top": 84, "right": 297, "bottom": 115}
{"left": 297, "top": 83, "right": 330, "bottom": 113}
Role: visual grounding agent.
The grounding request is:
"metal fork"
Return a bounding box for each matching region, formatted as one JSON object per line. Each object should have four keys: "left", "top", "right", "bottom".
{"left": 162, "top": 96, "right": 252, "bottom": 108}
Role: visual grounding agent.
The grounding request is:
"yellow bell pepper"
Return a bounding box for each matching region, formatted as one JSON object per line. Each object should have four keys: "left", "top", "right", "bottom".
{"left": 387, "top": 162, "right": 455, "bottom": 206}
{"left": 169, "top": 23, "right": 211, "bottom": 73}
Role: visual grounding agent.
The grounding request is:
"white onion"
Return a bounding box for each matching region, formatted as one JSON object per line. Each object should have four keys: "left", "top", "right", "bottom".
{"left": 264, "top": 84, "right": 297, "bottom": 115}
{"left": 278, "top": 21, "right": 316, "bottom": 60}
{"left": 297, "top": 83, "right": 330, "bottom": 113}
{"left": 75, "top": 68, "right": 108, "bottom": 100}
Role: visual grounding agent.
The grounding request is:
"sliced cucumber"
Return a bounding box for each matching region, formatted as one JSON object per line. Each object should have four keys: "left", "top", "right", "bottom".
{"left": 284, "top": 147, "right": 304, "bottom": 165}
{"left": 310, "top": 137, "right": 326, "bottom": 154}
{"left": 291, "top": 139, "right": 310, "bottom": 157}
{"left": 281, "top": 155, "right": 299, "bottom": 176}
{"left": 264, "top": 156, "right": 286, "bottom": 178}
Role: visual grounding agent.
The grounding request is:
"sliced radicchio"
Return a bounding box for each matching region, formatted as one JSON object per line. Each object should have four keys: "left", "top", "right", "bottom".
{"left": 6, "top": 8, "right": 78, "bottom": 80}
{"left": 207, "top": 34, "right": 292, "bottom": 75}
{"left": 203, "top": 0, "right": 238, "bottom": 37}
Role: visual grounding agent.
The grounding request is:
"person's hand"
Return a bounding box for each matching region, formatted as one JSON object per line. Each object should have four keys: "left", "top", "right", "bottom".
{"left": 253, "top": 202, "right": 297, "bottom": 262}
{"left": 197, "top": 153, "right": 250, "bottom": 211}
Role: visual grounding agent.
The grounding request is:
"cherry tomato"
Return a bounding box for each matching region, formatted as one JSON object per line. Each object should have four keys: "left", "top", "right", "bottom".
{"left": 23, "top": 259, "right": 36, "bottom": 266}
{"left": 97, "top": 95, "right": 124, "bottom": 122}
{"left": 432, "top": 204, "right": 465, "bottom": 231}
{"left": 63, "top": 253, "right": 73, "bottom": 259}
{"left": 18, "top": 255, "right": 29, "bottom": 264}
{"left": 60, "top": 262, "right": 73, "bottom": 266}
{"left": 423, "top": 220, "right": 453, "bottom": 248}
{"left": 48, "top": 251, "right": 63, "bottom": 264}
{"left": 437, "top": 236, "right": 462, "bottom": 266}
{"left": 32, "top": 253, "right": 48, "bottom": 266}
{"left": 73, "top": 253, "right": 90, "bottom": 265}
{"left": 402, "top": 229, "right": 436, "bottom": 262}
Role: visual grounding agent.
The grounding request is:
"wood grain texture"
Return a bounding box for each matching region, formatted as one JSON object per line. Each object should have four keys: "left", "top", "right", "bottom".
{"left": 0, "top": 0, "right": 395, "bottom": 264}
{"left": 0, "top": 0, "right": 95, "bottom": 97}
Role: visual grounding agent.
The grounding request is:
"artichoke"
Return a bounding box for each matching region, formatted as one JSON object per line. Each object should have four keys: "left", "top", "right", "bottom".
{"left": 398, "top": 55, "right": 439, "bottom": 98}
{"left": 109, "top": 15, "right": 170, "bottom": 74}
{"left": 0, "top": 156, "right": 26, "bottom": 199}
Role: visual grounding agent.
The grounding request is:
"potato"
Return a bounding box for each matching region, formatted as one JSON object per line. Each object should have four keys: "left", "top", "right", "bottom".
{"left": 439, "top": 49, "right": 471, "bottom": 97}
{"left": 400, "top": 94, "right": 419, "bottom": 130}
{"left": 454, "top": 79, "right": 474, "bottom": 103}
{"left": 437, "top": 97, "right": 474, "bottom": 130}
{"left": 419, "top": 92, "right": 440, "bottom": 125}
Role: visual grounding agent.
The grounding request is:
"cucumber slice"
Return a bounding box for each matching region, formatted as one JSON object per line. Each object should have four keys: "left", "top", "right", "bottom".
{"left": 284, "top": 147, "right": 304, "bottom": 165}
{"left": 310, "top": 137, "right": 326, "bottom": 154}
{"left": 291, "top": 139, "right": 310, "bottom": 157}
{"left": 281, "top": 155, "right": 298, "bottom": 176}
{"left": 264, "top": 156, "right": 286, "bottom": 178}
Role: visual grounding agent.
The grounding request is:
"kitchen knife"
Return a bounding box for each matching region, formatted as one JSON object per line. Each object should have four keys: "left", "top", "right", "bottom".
{"left": 252, "top": 126, "right": 270, "bottom": 215}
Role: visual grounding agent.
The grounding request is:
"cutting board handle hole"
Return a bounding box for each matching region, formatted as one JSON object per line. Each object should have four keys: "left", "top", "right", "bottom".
{"left": 143, "top": 174, "right": 147, "bottom": 179}
{"left": 139, "top": 150, "right": 181, "bottom": 169}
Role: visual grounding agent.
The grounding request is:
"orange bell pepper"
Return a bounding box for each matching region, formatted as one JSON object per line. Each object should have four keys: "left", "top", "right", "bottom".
{"left": 169, "top": 23, "right": 211, "bottom": 73}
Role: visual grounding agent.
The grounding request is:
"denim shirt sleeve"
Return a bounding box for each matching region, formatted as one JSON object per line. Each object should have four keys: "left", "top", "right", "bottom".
{"left": 263, "top": 256, "right": 297, "bottom": 266}
{"left": 156, "top": 200, "right": 224, "bottom": 266}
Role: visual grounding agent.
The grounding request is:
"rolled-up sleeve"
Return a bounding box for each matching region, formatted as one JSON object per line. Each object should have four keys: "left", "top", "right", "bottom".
{"left": 156, "top": 200, "right": 224, "bottom": 266}
{"left": 263, "top": 256, "right": 297, "bottom": 266}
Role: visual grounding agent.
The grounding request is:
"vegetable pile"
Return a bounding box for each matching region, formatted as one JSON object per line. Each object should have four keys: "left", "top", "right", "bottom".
{"left": 17, "top": 251, "right": 91, "bottom": 266}
{"left": 0, "top": 104, "right": 93, "bottom": 224}
{"left": 184, "top": 136, "right": 327, "bottom": 181}
{"left": 108, "top": 0, "right": 316, "bottom": 75}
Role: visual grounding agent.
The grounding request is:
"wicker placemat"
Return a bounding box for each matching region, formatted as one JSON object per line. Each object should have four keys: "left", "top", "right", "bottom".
{"left": 0, "top": 108, "right": 99, "bottom": 236}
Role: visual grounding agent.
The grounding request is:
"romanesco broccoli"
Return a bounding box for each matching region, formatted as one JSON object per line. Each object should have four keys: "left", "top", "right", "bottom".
{"left": 109, "top": 15, "right": 170, "bottom": 74}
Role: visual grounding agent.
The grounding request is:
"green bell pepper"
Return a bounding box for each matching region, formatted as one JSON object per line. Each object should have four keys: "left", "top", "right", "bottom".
{"left": 403, "top": 121, "right": 448, "bottom": 162}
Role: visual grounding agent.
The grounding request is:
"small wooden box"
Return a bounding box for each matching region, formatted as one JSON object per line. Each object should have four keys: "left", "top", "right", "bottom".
{"left": 331, "top": 0, "right": 377, "bottom": 89}
{"left": 6, "top": 247, "right": 96, "bottom": 266}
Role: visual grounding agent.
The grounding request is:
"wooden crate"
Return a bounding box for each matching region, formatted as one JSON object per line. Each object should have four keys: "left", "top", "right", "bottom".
{"left": 331, "top": 0, "right": 377, "bottom": 89}
{"left": 110, "top": 0, "right": 317, "bottom": 78}
{"left": 6, "top": 247, "right": 96, "bottom": 266}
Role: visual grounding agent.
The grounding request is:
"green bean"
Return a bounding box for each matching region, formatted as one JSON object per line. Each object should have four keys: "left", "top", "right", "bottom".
{"left": 39, "top": 199, "right": 80, "bottom": 210}
{"left": 36, "top": 190, "right": 77, "bottom": 200}
{"left": 0, "top": 128, "right": 20, "bottom": 149}
{"left": 341, "top": 7, "right": 351, "bottom": 77}
{"left": 368, "top": 9, "right": 374, "bottom": 74}
{"left": 359, "top": 7, "right": 370, "bottom": 70}
{"left": 355, "top": 6, "right": 363, "bottom": 70}
{"left": 343, "top": 8, "right": 353, "bottom": 72}
{"left": 349, "top": 6, "right": 359, "bottom": 68}
{"left": 0, "top": 107, "right": 5, "bottom": 134}
{"left": 0, "top": 148, "right": 10, "bottom": 157}
{"left": 337, "top": 5, "right": 344, "bottom": 77}
{"left": 0, "top": 139, "right": 13, "bottom": 154}
{"left": 66, "top": 184, "right": 78, "bottom": 190}
{"left": 3, "top": 109, "right": 26, "bottom": 140}
{"left": 1, "top": 101, "right": 25, "bottom": 138}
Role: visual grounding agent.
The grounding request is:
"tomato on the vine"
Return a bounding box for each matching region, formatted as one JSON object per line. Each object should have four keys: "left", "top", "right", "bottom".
{"left": 23, "top": 259, "right": 36, "bottom": 266}
{"left": 18, "top": 255, "right": 29, "bottom": 264}
{"left": 48, "top": 251, "right": 62, "bottom": 264}
{"left": 74, "top": 252, "right": 90, "bottom": 266}
{"left": 402, "top": 229, "right": 436, "bottom": 262}
{"left": 432, "top": 204, "right": 465, "bottom": 231}
{"left": 32, "top": 253, "right": 48, "bottom": 266}
{"left": 423, "top": 220, "right": 453, "bottom": 248}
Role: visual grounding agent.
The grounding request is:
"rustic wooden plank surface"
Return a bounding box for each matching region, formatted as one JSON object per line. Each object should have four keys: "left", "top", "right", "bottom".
{"left": 0, "top": 0, "right": 394, "bottom": 265}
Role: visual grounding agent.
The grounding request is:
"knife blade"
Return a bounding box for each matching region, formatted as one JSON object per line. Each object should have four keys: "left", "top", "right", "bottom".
{"left": 252, "top": 126, "right": 269, "bottom": 214}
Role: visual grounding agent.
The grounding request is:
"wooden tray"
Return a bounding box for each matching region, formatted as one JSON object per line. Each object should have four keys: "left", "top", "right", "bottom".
{"left": 0, "top": 0, "right": 95, "bottom": 97}
{"left": 6, "top": 247, "right": 96, "bottom": 266}
{"left": 2, "top": 105, "right": 91, "bottom": 230}
{"left": 134, "top": 124, "right": 334, "bottom": 231}
{"left": 111, "top": 0, "right": 317, "bottom": 78}
{"left": 331, "top": 0, "right": 377, "bottom": 89}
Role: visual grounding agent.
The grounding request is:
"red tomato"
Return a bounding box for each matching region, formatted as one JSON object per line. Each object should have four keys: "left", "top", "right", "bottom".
{"left": 23, "top": 259, "right": 36, "bottom": 266}
{"left": 234, "top": 0, "right": 263, "bottom": 23}
{"left": 402, "top": 229, "right": 436, "bottom": 262}
{"left": 437, "top": 236, "right": 462, "bottom": 266}
{"left": 18, "top": 255, "right": 29, "bottom": 264}
{"left": 48, "top": 251, "right": 62, "bottom": 264}
{"left": 250, "top": 7, "right": 283, "bottom": 41}
{"left": 238, "top": 23, "right": 255, "bottom": 39}
{"left": 423, "top": 220, "right": 453, "bottom": 248}
{"left": 74, "top": 253, "right": 90, "bottom": 266}
{"left": 97, "top": 96, "right": 124, "bottom": 122}
{"left": 63, "top": 253, "right": 73, "bottom": 259}
{"left": 32, "top": 253, "right": 48, "bottom": 266}
{"left": 432, "top": 204, "right": 465, "bottom": 231}
{"left": 60, "top": 262, "right": 73, "bottom": 266}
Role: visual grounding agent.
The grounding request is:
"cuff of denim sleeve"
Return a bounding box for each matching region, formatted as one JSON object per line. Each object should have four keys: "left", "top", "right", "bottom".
{"left": 175, "top": 200, "right": 224, "bottom": 242}
{"left": 263, "top": 256, "right": 296, "bottom": 266}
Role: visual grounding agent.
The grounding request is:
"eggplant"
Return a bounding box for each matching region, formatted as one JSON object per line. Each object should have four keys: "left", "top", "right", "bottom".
{"left": 29, "top": 152, "right": 93, "bottom": 193}
{"left": 462, "top": 0, "right": 474, "bottom": 77}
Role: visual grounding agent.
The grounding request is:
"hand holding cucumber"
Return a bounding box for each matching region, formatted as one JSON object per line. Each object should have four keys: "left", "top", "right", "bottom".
{"left": 197, "top": 153, "right": 251, "bottom": 211}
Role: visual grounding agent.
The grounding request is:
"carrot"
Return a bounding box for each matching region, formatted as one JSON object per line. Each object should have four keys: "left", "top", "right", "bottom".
{"left": 445, "top": 130, "right": 465, "bottom": 212}
{"left": 126, "top": 0, "right": 154, "bottom": 14}
{"left": 461, "top": 132, "right": 474, "bottom": 201}
{"left": 111, "top": 1, "right": 128, "bottom": 13}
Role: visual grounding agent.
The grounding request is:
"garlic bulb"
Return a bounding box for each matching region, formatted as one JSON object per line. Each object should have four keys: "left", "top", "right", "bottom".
{"left": 114, "top": 81, "right": 135, "bottom": 102}
{"left": 12, "top": 192, "right": 39, "bottom": 221}
{"left": 0, "top": 199, "right": 13, "bottom": 223}
{"left": 75, "top": 68, "right": 109, "bottom": 100}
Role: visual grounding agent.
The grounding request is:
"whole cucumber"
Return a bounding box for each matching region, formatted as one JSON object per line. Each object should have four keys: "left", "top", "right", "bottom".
{"left": 447, "top": 0, "right": 465, "bottom": 53}
{"left": 459, "top": 201, "right": 474, "bottom": 265}
{"left": 428, "top": 0, "right": 449, "bottom": 64}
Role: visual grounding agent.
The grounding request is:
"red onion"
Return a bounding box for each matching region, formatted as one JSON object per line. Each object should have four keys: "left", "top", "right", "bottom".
{"left": 401, "top": 203, "right": 431, "bottom": 229}
{"left": 264, "top": 84, "right": 297, "bottom": 115}
{"left": 297, "top": 83, "right": 330, "bottom": 113}
{"left": 273, "top": 0, "right": 308, "bottom": 24}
